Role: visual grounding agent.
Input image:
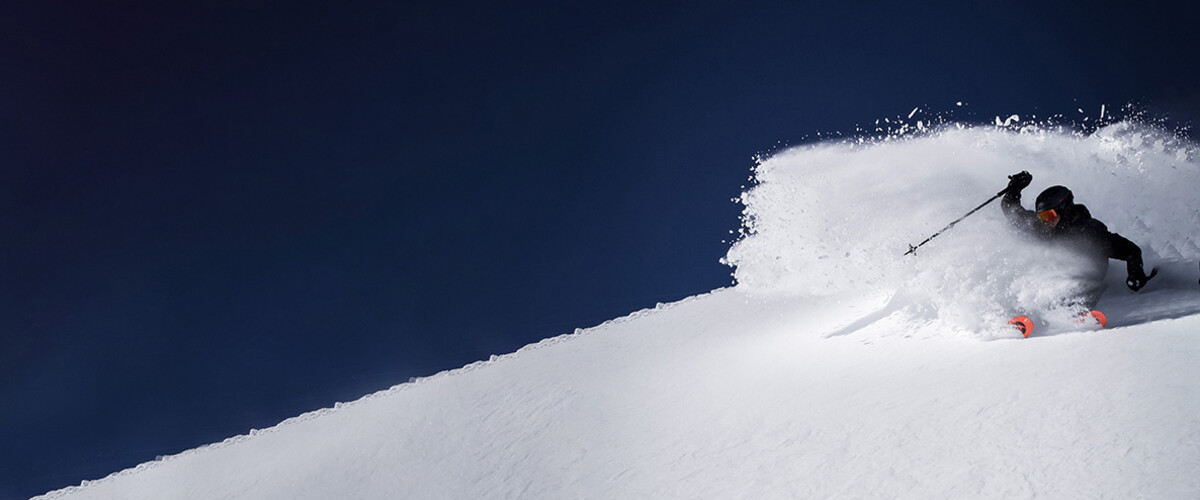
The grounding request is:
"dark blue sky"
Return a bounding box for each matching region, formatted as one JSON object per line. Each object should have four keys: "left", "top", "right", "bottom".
{"left": 3, "top": 0, "right": 1197, "bottom": 497}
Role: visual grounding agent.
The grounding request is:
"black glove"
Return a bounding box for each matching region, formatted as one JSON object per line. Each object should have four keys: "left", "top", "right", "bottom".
{"left": 1127, "top": 267, "right": 1150, "bottom": 291}
{"left": 1006, "top": 171, "right": 1032, "bottom": 193}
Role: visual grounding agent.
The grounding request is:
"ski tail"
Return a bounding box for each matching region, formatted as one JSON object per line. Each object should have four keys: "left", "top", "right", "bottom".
{"left": 1009, "top": 316, "right": 1034, "bottom": 338}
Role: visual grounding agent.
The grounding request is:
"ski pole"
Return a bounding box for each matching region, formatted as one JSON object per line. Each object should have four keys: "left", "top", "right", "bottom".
{"left": 904, "top": 184, "right": 1012, "bottom": 256}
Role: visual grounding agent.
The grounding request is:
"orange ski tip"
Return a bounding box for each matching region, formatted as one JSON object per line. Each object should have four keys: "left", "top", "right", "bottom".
{"left": 1009, "top": 316, "right": 1033, "bottom": 338}
{"left": 1089, "top": 310, "right": 1108, "bottom": 328}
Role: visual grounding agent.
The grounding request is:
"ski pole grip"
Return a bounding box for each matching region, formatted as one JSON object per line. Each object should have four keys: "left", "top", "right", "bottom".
{"left": 1000, "top": 171, "right": 1031, "bottom": 195}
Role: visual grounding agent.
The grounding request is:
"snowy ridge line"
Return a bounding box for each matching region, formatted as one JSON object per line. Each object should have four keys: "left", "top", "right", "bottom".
{"left": 35, "top": 288, "right": 722, "bottom": 499}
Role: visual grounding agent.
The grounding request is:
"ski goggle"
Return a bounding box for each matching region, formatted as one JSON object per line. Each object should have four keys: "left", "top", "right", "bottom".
{"left": 1037, "top": 209, "right": 1060, "bottom": 226}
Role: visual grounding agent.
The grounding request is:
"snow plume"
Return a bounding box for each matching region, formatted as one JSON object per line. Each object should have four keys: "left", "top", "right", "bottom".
{"left": 725, "top": 120, "right": 1200, "bottom": 338}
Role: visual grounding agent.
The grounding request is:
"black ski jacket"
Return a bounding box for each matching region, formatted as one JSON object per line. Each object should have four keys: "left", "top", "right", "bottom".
{"left": 1001, "top": 190, "right": 1144, "bottom": 276}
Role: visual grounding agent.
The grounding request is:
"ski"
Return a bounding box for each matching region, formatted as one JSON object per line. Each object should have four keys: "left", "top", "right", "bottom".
{"left": 1009, "top": 316, "right": 1034, "bottom": 338}
{"left": 1009, "top": 310, "right": 1107, "bottom": 338}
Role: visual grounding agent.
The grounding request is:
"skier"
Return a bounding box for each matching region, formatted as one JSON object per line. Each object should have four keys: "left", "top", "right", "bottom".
{"left": 1001, "top": 171, "right": 1151, "bottom": 336}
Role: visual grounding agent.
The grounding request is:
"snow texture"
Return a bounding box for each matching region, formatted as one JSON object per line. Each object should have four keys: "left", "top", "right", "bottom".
{"left": 36, "top": 118, "right": 1200, "bottom": 499}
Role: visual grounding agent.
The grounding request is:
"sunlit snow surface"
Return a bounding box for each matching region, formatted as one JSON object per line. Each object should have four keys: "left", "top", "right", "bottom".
{"left": 38, "top": 120, "right": 1200, "bottom": 499}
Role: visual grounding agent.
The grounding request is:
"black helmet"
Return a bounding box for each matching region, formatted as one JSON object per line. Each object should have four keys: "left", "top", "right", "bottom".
{"left": 1035, "top": 185, "right": 1074, "bottom": 212}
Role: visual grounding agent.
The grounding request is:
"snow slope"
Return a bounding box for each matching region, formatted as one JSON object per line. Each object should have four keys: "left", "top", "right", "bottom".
{"left": 37, "top": 119, "right": 1200, "bottom": 499}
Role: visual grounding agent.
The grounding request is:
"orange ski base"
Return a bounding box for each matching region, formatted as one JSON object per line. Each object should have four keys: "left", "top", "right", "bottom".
{"left": 1009, "top": 310, "right": 1107, "bottom": 338}
{"left": 1009, "top": 316, "right": 1034, "bottom": 338}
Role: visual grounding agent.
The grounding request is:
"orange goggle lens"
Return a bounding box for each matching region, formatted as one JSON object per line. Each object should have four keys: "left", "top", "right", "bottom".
{"left": 1037, "top": 209, "right": 1059, "bottom": 225}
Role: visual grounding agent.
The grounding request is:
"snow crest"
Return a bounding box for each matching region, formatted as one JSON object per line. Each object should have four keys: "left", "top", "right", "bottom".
{"left": 725, "top": 120, "right": 1200, "bottom": 338}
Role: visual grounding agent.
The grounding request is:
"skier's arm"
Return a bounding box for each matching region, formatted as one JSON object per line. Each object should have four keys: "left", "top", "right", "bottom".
{"left": 1095, "top": 222, "right": 1149, "bottom": 290}
{"left": 1109, "top": 232, "right": 1147, "bottom": 281}
{"left": 1001, "top": 190, "right": 1033, "bottom": 219}
{"left": 1000, "top": 175, "right": 1038, "bottom": 231}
